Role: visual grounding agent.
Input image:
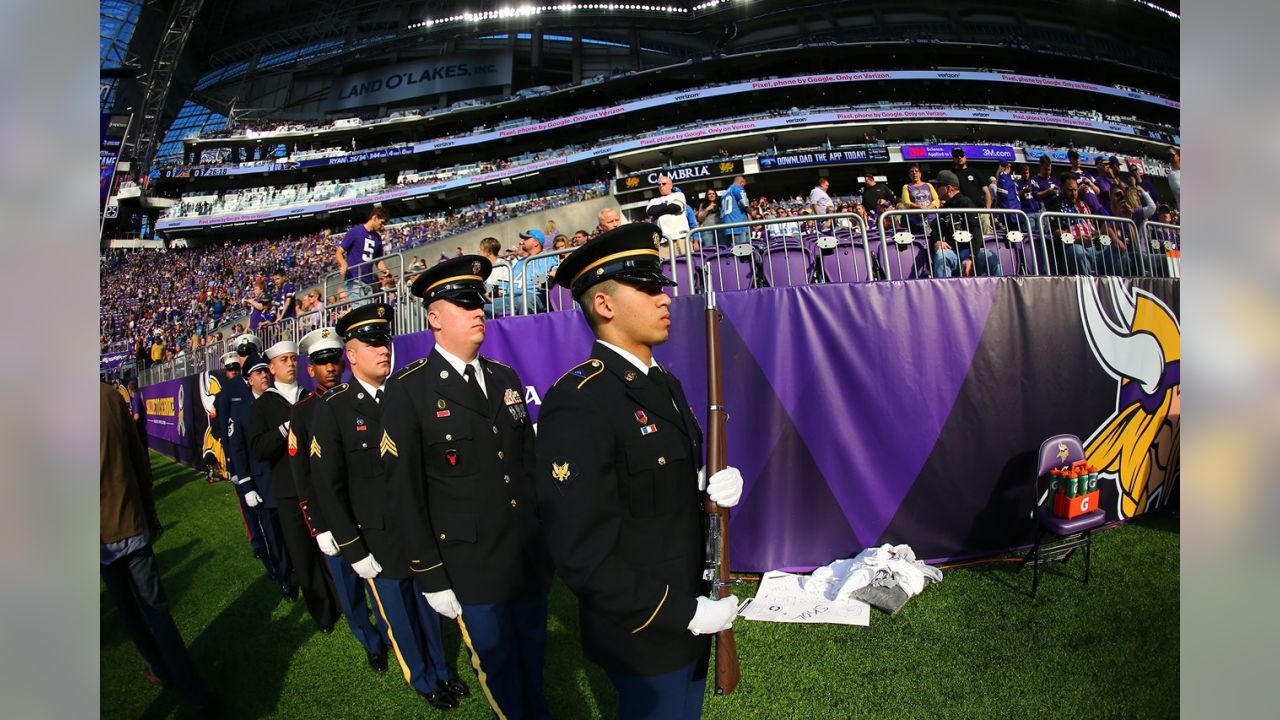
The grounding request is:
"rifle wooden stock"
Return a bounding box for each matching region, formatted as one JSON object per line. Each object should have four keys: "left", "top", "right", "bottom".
{"left": 704, "top": 301, "right": 741, "bottom": 696}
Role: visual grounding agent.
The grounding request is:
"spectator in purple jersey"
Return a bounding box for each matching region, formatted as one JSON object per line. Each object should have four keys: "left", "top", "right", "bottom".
{"left": 335, "top": 206, "right": 388, "bottom": 300}
{"left": 245, "top": 280, "right": 274, "bottom": 330}
{"left": 1066, "top": 150, "right": 1102, "bottom": 199}
{"left": 1094, "top": 157, "right": 1121, "bottom": 199}
{"left": 271, "top": 268, "right": 297, "bottom": 321}
{"left": 1016, "top": 163, "right": 1041, "bottom": 214}
{"left": 899, "top": 164, "right": 939, "bottom": 235}
{"left": 994, "top": 159, "right": 1022, "bottom": 212}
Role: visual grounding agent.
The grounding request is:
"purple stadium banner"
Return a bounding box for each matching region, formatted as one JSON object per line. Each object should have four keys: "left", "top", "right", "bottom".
{"left": 141, "top": 375, "right": 208, "bottom": 466}
{"left": 901, "top": 144, "right": 1017, "bottom": 162}
{"left": 148, "top": 277, "right": 1179, "bottom": 570}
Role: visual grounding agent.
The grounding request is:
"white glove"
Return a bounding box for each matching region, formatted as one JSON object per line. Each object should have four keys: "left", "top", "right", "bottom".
{"left": 697, "top": 467, "right": 707, "bottom": 491}
{"left": 688, "top": 596, "right": 739, "bottom": 636}
{"left": 244, "top": 490, "right": 263, "bottom": 508}
{"left": 352, "top": 554, "right": 382, "bottom": 579}
{"left": 315, "top": 531, "right": 340, "bottom": 556}
{"left": 706, "top": 466, "right": 744, "bottom": 508}
{"left": 230, "top": 474, "right": 240, "bottom": 485}
{"left": 424, "top": 589, "right": 462, "bottom": 619}
{"left": 235, "top": 475, "right": 252, "bottom": 485}
{"left": 278, "top": 421, "right": 290, "bottom": 438}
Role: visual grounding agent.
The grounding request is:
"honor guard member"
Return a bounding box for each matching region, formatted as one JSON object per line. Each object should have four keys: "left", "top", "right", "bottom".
{"left": 214, "top": 339, "right": 273, "bottom": 564}
{"left": 250, "top": 340, "right": 341, "bottom": 629}
{"left": 535, "top": 224, "right": 744, "bottom": 720}
{"left": 310, "top": 303, "right": 468, "bottom": 711}
{"left": 226, "top": 353, "right": 294, "bottom": 599}
{"left": 290, "top": 327, "right": 389, "bottom": 672}
{"left": 383, "top": 255, "right": 553, "bottom": 720}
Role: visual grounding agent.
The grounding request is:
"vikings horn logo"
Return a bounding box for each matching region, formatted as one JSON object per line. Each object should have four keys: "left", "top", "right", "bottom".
{"left": 1077, "top": 279, "right": 1180, "bottom": 519}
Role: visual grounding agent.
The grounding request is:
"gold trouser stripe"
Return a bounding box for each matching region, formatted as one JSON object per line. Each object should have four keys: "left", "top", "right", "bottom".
{"left": 457, "top": 611, "right": 508, "bottom": 720}
{"left": 367, "top": 579, "right": 413, "bottom": 685}
{"left": 632, "top": 584, "right": 669, "bottom": 633}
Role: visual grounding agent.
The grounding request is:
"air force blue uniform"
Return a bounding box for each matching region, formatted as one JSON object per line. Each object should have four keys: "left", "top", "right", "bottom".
{"left": 218, "top": 371, "right": 289, "bottom": 582}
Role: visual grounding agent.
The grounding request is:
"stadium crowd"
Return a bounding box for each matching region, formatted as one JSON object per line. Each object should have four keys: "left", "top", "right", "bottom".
{"left": 104, "top": 182, "right": 607, "bottom": 362}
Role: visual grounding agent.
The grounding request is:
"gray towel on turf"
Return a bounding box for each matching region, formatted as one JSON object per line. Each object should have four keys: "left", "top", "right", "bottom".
{"left": 853, "top": 584, "right": 911, "bottom": 615}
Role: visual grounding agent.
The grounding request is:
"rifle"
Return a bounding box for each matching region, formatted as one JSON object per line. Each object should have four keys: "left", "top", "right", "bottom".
{"left": 702, "top": 265, "right": 740, "bottom": 696}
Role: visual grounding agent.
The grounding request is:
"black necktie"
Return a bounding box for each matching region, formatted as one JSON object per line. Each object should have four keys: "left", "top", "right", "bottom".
{"left": 374, "top": 389, "right": 383, "bottom": 404}
{"left": 464, "top": 364, "right": 487, "bottom": 406}
{"left": 648, "top": 366, "right": 677, "bottom": 406}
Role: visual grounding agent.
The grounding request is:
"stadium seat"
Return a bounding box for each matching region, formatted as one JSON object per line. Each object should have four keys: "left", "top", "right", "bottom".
{"left": 701, "top": 245, "right": 759, "bottom": 293}
{"left": 881, "top": 231, "right": 932, "bottom": 280}
{"left": 661, "top": 256, "right": 701, "bottom": 297}
{"left": 760, "top": 238, "right": 814, "bottom": 288}
{"left": 1018, "top": 434, "right": 1106, "bottom": 599}
{"left": 813, "top": 234, "right": 875, "bottom": 284}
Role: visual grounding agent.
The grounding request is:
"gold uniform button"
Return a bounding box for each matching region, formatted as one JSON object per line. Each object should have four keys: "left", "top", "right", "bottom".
{"left": 503, "top": 475, "right": 511, "bottom": 484}
{"left": 361, "top": 442, "right": 368, "bottom": 448}
{"left": 510, "top": 499, "right": 518, "bottom": 508}
{"left": 497, "top": 451, "right": 504, "bottom": 460}
{"left": 439, "top": 533, "right": 446, "bottom": 540}
{"left": 658, "top": 456, "right": 667, "bottom": 466}
{"left": 445, "top": 433, "right": 453, "bottom": 441}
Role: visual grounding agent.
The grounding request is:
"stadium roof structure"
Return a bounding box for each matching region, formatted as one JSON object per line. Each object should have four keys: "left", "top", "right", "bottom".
{"left": 104, "top": 0, "right": 1180, "bottom": 176}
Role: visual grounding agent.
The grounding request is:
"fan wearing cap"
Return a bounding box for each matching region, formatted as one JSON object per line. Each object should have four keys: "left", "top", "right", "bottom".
{"left": 509, "top": 229, "right": 560, "bottom": 314}
{"left": 249, "top": 341, "right": 340, "bottom": 624}
{"left": 224, "top": 353, "right": 294, "bottom": 593}
{"left": 994, "top": 158, "right": 1022, "bottom": 212}
{"left": 289, "top": 327, "right": 389, "bottom": 673}
{"left": 533, "top": 224, "right": 744, "bottom": 719}
{"left": 310, "top": 303, "right": 467, "bottom": 710}
{"left": 381, "top": 255, "right": 551, "bottom": 719}
{"left": 928, "top": 169, "right": 1003, "bottom": 279}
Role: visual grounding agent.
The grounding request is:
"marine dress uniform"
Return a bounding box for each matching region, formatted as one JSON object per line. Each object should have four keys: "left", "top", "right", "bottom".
{"left": 249, "top": 340, "right": 340, "bottom": 628}
{"left": 289, "top": 327, "right": 388, "bottom": 671}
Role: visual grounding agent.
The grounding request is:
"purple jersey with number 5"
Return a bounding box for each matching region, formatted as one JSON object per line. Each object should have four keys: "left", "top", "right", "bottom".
{"left": 339, "top": 225, "right": 383, "bottom": 284}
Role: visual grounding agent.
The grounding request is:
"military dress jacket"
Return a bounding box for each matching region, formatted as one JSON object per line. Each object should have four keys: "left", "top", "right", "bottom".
{"left": 225, "top": 387, "right": 270, "bottom": 502}
{"left": 288, "top": 389, "right": 330, "bottom": 536}
{"left": 382, "top": 349, "right": 552, "bottom": 605}
{"left": 248, "top": 388, "right": 300, "bottom": 506}
{"left": 534, "top": 342, "right": 708, "bottom": 676}
{"left": 309, "top": 380, "right": 413, "bottom": 577}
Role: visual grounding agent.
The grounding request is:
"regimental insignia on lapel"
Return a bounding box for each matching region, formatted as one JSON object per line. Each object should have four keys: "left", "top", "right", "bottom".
{"left": 624, "top": 370, "right": 637, "bottom": 382}
{"left": 380, "top": 431, "right": 398, "bottom": 458}
{"left": 309, "top": 437, "right": 322, "bottom": 458}
{"left": 287, "top": 428, "right": 298, "bottom": 456}
{"left": 551, "top": 459, "right": 573, "bottom": 494}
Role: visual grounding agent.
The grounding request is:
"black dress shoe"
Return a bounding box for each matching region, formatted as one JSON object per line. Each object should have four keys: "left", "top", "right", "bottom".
{"left": 367, "top": 650, "right": 388, "bottom": 673}
{"left": 419, "top": 690, "right": 457, "bottom": 710}
{"left": 439, "top": 678, "right": 470, "bottom": 699}
{"left": 317, "top": 623, "right": 334, "bottom": 634}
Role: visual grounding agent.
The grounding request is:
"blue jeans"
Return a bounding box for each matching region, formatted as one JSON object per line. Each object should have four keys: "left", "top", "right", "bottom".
{"left": 934, "top": 247, "right": 1003, "bottom": 278}
{"left": 101, "top": 544, "right": 210, "bottom": 707}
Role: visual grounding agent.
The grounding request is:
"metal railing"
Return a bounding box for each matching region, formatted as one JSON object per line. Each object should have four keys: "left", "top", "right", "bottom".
{"left": 1037, "top": 212, "right": 1149, "bottom": 277}
{"left": 134, "top": 215, "right": 1182, "bottom": 388}
{"left": 876, "top": 208, "right": 1038, "bottom": 280}
{"left": 1142, "top": 221, "right": 1181, "bottom": 279}
{"left": 320, "top": 252, "right": 407, "bottom": 308}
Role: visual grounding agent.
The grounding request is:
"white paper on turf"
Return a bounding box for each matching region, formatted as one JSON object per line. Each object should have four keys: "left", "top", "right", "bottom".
{"left": 739, "top": 570, "right": 870, "bottom": 626}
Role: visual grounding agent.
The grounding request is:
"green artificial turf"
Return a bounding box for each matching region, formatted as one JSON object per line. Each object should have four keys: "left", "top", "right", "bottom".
{"left": 101, "top": 453, "right": 1179, "bottom": 719}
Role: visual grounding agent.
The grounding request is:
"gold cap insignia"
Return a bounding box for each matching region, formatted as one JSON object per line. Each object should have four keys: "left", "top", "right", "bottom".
{"left": 377, "top": 306, "right": 386, "bottom": 317}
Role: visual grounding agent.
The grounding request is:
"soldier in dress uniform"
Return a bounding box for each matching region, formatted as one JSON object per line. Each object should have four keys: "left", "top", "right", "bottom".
{"left": 310, "top": 303, "right": 468, "bottom": 711}
{"left": 249, "top": 340, "right": 341, "bottom": 627}
{"left": 382, "top": 255, "right": 553, "bottom": 720}
{"left": 212, "top": 340, "right": 271, "bottom": 568}
{"left": 290, "top": 327, "right": 389, "bottom": 673}
{"left": 535, "top": 224, "right": 744, "bottom": 720}
{"left": 225, "top": 353, "right": 294, "bottom": 599}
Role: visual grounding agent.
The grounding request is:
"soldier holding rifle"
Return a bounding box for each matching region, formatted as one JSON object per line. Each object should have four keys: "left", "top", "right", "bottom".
{"left": 535, "top": 224, "right": 744, "bottom": 719}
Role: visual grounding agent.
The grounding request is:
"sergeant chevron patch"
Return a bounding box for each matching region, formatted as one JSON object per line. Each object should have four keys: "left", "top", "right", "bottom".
{"left": 380, "top": 431, "right": 398, "bottom": 458}
{"left": 309, "top": 437, "right": 322, "bottom": 458}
